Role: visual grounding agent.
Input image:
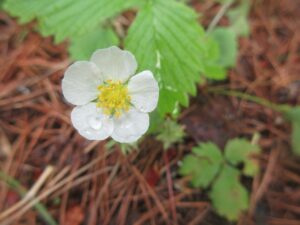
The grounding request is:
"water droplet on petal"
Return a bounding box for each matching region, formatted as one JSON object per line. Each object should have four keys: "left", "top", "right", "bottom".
{"left": 83, "top": 128, "right": 92, "bottom": 135}
{"left": 88, "top": 116, "right": 102, "bottom": 130}
{"left": 122, "top": 120, "right": 133, "bottom": 130}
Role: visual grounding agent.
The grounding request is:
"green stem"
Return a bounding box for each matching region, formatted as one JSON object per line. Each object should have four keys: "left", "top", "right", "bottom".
{"left": 0, "top": 171, "right": 58, "bottom": 225}
{"left": 207, "top": 87, "right": 292, "bottom": 113}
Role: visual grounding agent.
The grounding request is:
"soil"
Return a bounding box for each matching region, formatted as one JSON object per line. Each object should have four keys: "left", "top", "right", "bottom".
{"left": 0, "top": 0, "right": 300, "bottom": 225}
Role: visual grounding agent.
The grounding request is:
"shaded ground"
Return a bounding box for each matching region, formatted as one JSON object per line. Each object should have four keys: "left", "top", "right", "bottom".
{"left": 0, "top": 0, "right": 300, "bottom": 225}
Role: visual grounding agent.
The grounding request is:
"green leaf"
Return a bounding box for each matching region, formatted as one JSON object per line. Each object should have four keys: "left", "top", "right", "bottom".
{"left": 40, "top": 0, "right": 139, "bottom": 43}
{"left": 155, "top": 119, "right": 185, "bottom": 150}
{"left": 285, "top": 107, "right": 300, "bottom": 155}
{"left": 209, "top": 27, "right": 238, "bottom": 68}
{"left": 202, "top": 37, "right": 227, "bottom": 80}
{"left": 203, "top": 63, "right": 226, "bottom": 80}
{"left": 210, "top": 165, "right": 249, "bottom": 221}
{"left": 148, "top": 111, "right": 164, "bottom": 134}
{"left": 224, "top": 138, "right": 261, "bottom": 177}
{"left": 227, "top": 0, "right": 251, "bottom": 37}
{"left": 285, "top": 107, "right": 300, "bottom": 122}
{"left": 69, "top": 26, "right": 119, "bottom": 60}
{"left": 4, "top": 0, "right": 139, "bottom": 43}
{"left": 125, "top": 0, "right": 207, "bottom": 115}
{"left": 3, "top": 0, "right": 49, "bottom": 23}
{"left": 180, "top": 143, "right": 223, "bottom": 188}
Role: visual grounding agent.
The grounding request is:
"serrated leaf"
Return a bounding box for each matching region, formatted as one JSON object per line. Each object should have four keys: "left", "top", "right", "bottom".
{"left": 69, "top": 27, "right": 119, "bottom": 60}
{"left": 209, "top": 27, "right": 238, "bottom": 68}
{"left": 210, "top": 165, "right": 249, "bottom": 221}
{"left": 180, "top": 143, "right": 222, "bottom": 188}
{"left": 148, "top": 111, "right": 164, "bottom": 134}
{"left": 205, "top": 37, "right": 220, "bottom": 61}
{"left": 285, "top": 107, "right": 300, "bottom": 155}
{"left": 125, "top": 0, "right": 207, "bottom": 115}
{"left": 224, "top": 138, "right": 260, "bottom": 177}
{"left": 3, "top": 0, "right": 49, "bottom": 23}
{"left": 156, "top": 119, "right": 185, "bottom": 150}
{"left": 203, "top": 63, "right": 227, "bottom": 80}
{"left": 227, "top": 0, "right": 251, "bottom": 37}
{"left": 4, "top": 0, "right": 139, "bottom": 43}
{"left": 39, "top": 0, "right": 139, "bottom": 43}
{"left": 202, "top": 37, "right": 227, "bottom": 80}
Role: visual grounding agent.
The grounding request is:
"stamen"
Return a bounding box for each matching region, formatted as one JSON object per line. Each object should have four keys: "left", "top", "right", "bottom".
{"left": 97, "top": 80, "right": 131, "bottom": 117}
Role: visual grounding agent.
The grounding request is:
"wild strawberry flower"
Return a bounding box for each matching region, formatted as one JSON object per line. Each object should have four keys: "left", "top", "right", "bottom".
{"left": 62, "top": 46, "right": 159, "bottom": 143}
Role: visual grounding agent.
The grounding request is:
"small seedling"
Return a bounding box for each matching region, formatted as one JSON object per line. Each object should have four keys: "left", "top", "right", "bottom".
{"left": 180, "top": 138, "right": 261, "bottom": 221}
{"left": 155, "top": 119, "right": 185, "bottom": 150}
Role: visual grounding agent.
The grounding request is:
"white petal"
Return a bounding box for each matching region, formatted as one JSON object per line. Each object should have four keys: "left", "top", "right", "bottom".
{"left": 90, "top": 46, "right": 137, "bottom": 82}
{"left": 62, "top": 61, "right": 103, "bottom": 105}
{"left": 111, "top": 133, "right": 141, "bottom": 143}
{"left": 111, "top": 109, "right": 149, "bottom": 143}
{"left": 71, "top": 103, "right": 113, "bottom": 140}
{"left": 128, "top": 71, "right": 159, "bottom": 113}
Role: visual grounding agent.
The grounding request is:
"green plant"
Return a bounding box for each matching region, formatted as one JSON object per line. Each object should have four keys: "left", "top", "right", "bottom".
{"left": 3, "top": 0, "right": 140, "bottom": 42}
{"left": 180, "top": 138, "right": 261, "bottom": 220}
{"left": 7, "top": 0, "right": 278, "bottom": 151}
{"left": 155, "top": 119, "right": 186, "bottom": 150}
{"left": 3, "top": 0, "right": 242, "bottom": 118}
{"left": 69, "top": 27, "right": 119, "bottom": 61}
{"left": 125, "top": 0, "right": 211, "bottom": 115}
{"left": 206, "top": 0, "right": 251, "bottom": 72}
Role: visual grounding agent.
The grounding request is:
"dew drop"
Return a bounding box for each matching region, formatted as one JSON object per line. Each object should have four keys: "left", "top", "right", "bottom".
{"left": 139, "top": 106, "right": 146, "bottom": 112}
{"left": 122, "top": 121, "right": 133, "bottom": 130}
{"left": 83, "top": 129, "right": 92, "bottom": 135}
{"left": 88, "top": 116, "right": 102, "bottom": 130}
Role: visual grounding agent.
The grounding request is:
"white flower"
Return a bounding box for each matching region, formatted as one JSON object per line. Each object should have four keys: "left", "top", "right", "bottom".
{"left": 62, "top": 46, "right": 159, "bottom": 143}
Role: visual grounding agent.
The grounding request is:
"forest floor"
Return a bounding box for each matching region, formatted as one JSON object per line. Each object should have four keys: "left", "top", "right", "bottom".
{"left": 0, "top": 0, "right": 300, "bottom": 225}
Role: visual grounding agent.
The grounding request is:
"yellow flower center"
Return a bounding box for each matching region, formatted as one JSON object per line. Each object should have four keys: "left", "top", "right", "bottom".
{"left": 97, "top": 80, "right": 131, "bottom": 117}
